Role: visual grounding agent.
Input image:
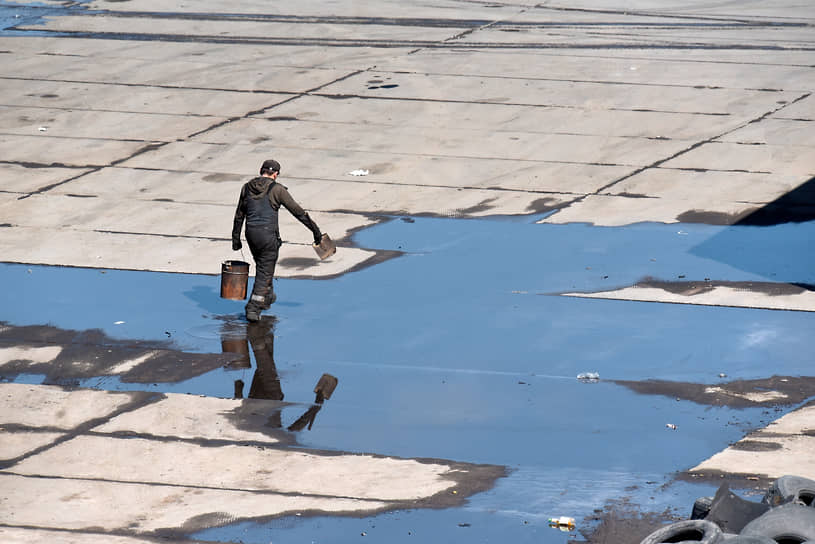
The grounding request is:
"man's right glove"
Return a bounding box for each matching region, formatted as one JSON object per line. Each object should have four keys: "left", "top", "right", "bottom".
{"left": 232, "top": 239, "right": 242, "bottom": 251}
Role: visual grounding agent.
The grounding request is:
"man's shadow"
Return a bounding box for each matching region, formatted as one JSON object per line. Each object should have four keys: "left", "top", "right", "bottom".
{"left": 221, "top": 316, "right": 337, "bottom": 432}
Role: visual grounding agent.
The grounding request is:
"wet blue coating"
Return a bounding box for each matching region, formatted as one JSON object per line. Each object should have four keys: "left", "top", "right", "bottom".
{"left": 1, "top": 216, "right": 813, "bottom": 543}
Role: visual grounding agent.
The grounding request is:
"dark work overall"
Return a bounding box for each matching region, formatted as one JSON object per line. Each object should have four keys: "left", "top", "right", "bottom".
{"left": 244, "top": 184, "right": 282, "bottom": 311}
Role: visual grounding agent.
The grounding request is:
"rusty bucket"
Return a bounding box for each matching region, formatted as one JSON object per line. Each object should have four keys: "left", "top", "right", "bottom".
{"left": 220, "top": 260, "right": 249, "bottom": 300}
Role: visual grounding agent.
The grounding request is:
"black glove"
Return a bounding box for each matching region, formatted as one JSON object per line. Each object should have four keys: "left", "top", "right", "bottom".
{"left": 232, "top": 239, "right": 242, "bottom": 251}
{"left": 313, "top": 233, "right": 323, "bottom": 246}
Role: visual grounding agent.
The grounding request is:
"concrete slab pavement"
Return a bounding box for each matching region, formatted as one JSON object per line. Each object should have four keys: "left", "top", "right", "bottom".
{"left": 2, "top": 0, "right": 812, "bottom": 281}
{"left": 689, "top": 403, "right": 815, "bottom": 482}
{"left": 1, "top": 0, "right": 814, "bottom": 541}
{"left": 0, "top": 383, "right": 503, "bottom": 537}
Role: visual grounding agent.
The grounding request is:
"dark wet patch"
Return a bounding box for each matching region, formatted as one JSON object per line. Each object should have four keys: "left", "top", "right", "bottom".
{"left": 152, "top": 197, "right": 174, "bottom": 202}
{"left": 636, "top": 277, "right": 815, "bottom": 296}
{"left": 364, "top": 162, "right": 395, "bottom": 174}
{"left": 612, "top": 375, "right": 815, "bottom": 408}
{"left": 202, "top": 172, "right": 243, "bottom": 182}
{"left": 616, "top": 192, "right": 651, "bottom": 198}
{"left": 0, "top": 322, "right": 234, "bottom": 385}
{"left": 729, "top": 440, "right": 782, "bottom": 451}
{"left": 453, "top": 197, "right": 498, "bottom": 216}
{"left": 276, "top": 257, "right": 318, "bottom": 271}
{"left": 679, "top": 470, "right": 774, "bottom": 491}
{"left": 1, "top": 160, "right": 86, "bottom": 170}
{"left": 677, "top": 209, "right": 754, "bottom": 225}
{"left": 65, "top": 193, "right": 96, "bottom": 198}
{"left": 526, "top": 197, "right": 570, "bottom": 214}
{"left": 0, "top": 223, "right": 12, "bottom": 227}
{"left": 313, "top": 248, "right": 404, "bottom": 279}
{"left": 580, "top": 496, "right": 682, "bottom": 544}
{"left": 266, "top": 116, "right": 298, "bottom": 121}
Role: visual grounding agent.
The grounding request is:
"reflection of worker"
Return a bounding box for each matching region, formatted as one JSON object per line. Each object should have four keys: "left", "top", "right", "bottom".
{"left": 287, "top": 385, "right": 329, "bottom": 432}
{"left": 245, "top": 319, "right": 284, "bottom": 429}
{"left": 231, "top": 159, "right": 323, "bottom": 322}
{"left": 246, "top": 320, "right": 283, "bottom": 402}
{"left": 234, "top": 319, "right": 338, "bottom": 432}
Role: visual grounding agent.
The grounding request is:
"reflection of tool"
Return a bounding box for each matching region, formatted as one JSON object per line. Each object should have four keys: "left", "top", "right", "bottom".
{"left": 288, "top": 373, "right": 338, "bottom": 432}
{"left": 312, "top": 234, "right": 336, "bottom": 260}
{"left": 314, "top": 373, "right": 338, "bottom": 400}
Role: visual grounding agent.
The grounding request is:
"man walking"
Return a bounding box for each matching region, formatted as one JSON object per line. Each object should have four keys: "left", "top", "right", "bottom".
{"left": 231, "top": 159, "right": 323, "bottom": 322}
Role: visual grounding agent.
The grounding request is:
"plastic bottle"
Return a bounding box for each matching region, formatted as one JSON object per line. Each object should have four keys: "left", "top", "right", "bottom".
{"left": 577, "top": 372, "right": 600, "bottom": 382}
{"left": 548, "top": 516, "right": 576, "bottom": 531}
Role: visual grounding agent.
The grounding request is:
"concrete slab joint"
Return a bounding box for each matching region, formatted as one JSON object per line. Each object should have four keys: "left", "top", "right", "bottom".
{"left": 0, "top": 383, "right": 505, "bottom": 537}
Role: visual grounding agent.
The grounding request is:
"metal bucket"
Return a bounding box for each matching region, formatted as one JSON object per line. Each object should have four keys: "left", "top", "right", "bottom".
{"left": 220, "top": 260, "right": 249, "bottom": 300}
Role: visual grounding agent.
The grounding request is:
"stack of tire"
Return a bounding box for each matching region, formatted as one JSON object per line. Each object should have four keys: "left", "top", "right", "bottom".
{"left": 641, "top": 475, "right": 815, "bottom": 544}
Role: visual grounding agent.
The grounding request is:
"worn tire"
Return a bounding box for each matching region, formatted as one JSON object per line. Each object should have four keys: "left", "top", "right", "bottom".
{"left": 721, "top": 535, "right": 775, "bottom": 544}
{"left": 692, "top": 496, "right": 714, "bottom": 519}
{"left": 741, "top": 504, "right": 815, "bottom": 543}
{"left": 640, "top": 520, "right": 722, "bottom": 544}
{"left": 763, "top": 475, "right": 815, "bottom": 507}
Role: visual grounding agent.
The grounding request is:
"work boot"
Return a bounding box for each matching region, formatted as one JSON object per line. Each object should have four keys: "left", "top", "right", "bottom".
{"left": 245, "top": 293, "right": 267, "bottom": 322}
{"left": 245, "top": 305, "right": 261, "bottom": 322}
{"left": 261, "top": 291, "right": 277, "bottom": 310}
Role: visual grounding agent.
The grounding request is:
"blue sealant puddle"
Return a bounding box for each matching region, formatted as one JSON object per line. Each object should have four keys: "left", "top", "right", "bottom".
{"left": 195, "top": 474, "right": 723, "bottom": 544}
{"left": 1, "top": 216, "right": 814, "bottom": 543}
{"left": 0, "top": 1, "right": 90, "bottom": 36}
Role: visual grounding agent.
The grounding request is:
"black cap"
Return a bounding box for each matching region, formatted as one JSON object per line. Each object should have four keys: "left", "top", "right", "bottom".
{"left": 260, "top": 159, "right": 280, "bottom": 175}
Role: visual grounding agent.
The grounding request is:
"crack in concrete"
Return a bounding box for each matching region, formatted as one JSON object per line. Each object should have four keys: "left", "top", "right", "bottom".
{"left": 537, "top": 4, "right": 814, "bottom": 28}
{"left": 0, "top": 99, "right": 227, "bottom": 119}
{"left": 547, "top": 91, "right": 813, "bottom": 218}
{"left": 0, "top": 524, "right": 179, "bottom": 544}
{"left": 1, "top": 74, "right": 300, "bottom": 96}
{"left": 0, "top": 391, "right": 165, "bottom": 470}
{"left": 0, "top": 470, "right": 394, "bottom": 503}
{"left": 0, "top": 159, "right": 88, "bottom": 170}
{"left": 12, "top": 27, "right": 815, "bottom": 51}
{"left": 187, "top": 70, "right": 364, "bottom": 140}
{"left": 310, "top": 91, "right": 735, "bottom": 116}
{"left": 16, "top": 5, "right": 809, "bottom": 30}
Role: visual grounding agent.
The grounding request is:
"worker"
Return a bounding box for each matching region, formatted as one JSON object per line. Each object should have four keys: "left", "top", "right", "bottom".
{"left": 231, "top": 159, "right": 322, "bottom": 322}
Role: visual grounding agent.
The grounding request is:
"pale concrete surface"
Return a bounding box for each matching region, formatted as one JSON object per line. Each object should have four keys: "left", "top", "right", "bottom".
{"left": 690, "top": 403, "right": 815, "bottom": 481}
{"left": 0, "top": 383, "right": 501, "bottom": 536}
{"left": 1, "top": 0, "right": 814, "bottom": 538}
{"left": 561, "top": 285, "right": 815, "bottom": 313}
{"left": 1, "top": 0, "right": 813, "bottom": 284}
{"left": 0, "top": 527, "right": 194, "bottom": 544}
